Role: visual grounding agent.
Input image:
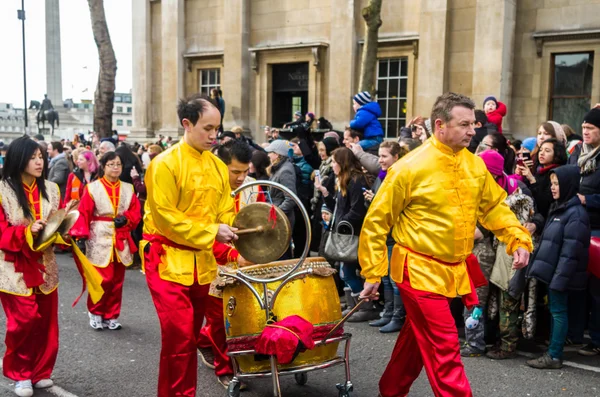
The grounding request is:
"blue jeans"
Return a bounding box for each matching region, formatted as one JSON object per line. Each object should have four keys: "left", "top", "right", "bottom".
{"left": 548, "top": 289, "right": 569, "bottom": 360}
{"left": 358, "top": 136, "right": 383, "bottom": 150}
{"left": 340, "top": 261, "right": 363, "bottom": 293}
{"left": 381, "top": 245, "right": 400, "bottom": 296}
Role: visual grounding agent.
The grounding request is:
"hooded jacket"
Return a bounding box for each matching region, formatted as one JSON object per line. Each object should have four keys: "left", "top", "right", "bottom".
{"left": 349, "top": 102, "right": 384, "bottom": 140}
{"left": 526, "top": 165, "right": 590, "bottom": 291}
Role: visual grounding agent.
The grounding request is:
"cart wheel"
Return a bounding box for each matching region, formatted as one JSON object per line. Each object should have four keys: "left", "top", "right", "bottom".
{"left": 227, "top": 380, "right": 241, "bottom": 397}
{"left": 294, "top": 372, "right": 308, "bottom": 385}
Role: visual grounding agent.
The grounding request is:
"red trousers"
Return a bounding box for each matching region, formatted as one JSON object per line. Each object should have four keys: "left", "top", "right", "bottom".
{"left": 145, "top": 246, "right": 220, "bottom": 397}
{"left": 88, "top": 260, "right": 126, "bottom": 319}
{"left": 196, "top": 296, "right": 233, "bottom": 376}
{"left": 379, "top": 266, "right": 472, "bottom": 397}
{"left": 0, "top": 290, "right": 59, "bottom": 382}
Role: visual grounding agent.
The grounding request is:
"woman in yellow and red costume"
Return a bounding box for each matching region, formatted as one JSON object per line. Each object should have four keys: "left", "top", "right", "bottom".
{"left": 359, "top": 93, "right": 533, "bottom": 397}
{"left": 0, "top": 136, "right": 71, "bottom": 397}
{"left": 70, "top": 151, "right": 141, "bottom": 331}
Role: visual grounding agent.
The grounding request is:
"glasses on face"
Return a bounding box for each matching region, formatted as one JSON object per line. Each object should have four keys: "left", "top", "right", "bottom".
{"left": 105, "top": 163, "right": 122, "bottom": 169}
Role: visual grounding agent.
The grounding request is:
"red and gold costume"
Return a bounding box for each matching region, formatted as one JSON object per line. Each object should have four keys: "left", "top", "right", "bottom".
{"left": 141, "top": 140, "right": 235, "bottom": 397}
{"left": 0, "top": 179, "right": 65, "bottom": 383}
{"left": 197, "top": 176, "right": 265, "bottom": 377}
{"left": 359, "top": 136, "right": 533, "bottom": 397}
{"left": 70, "top": 177, "right": 141, "bottom": 320}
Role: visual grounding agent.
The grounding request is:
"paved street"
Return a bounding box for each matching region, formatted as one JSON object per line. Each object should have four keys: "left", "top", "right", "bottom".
{"left": 1, "top": 255, "right": 599, "bottom": 397}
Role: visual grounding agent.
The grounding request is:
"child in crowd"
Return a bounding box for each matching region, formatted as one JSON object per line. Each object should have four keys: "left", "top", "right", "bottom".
{"left": 483, "top": 96, "right": 507, "bottom": 134}
{"left": 350, "top": 91, "right": 384, "bottom": 150}
{"left": 321, "top": 204, "right": 332, "bottom": 230}
{"left": 290, "top": 138, "right": 314, "bottom": 200}
{"left": 526, "top": 165, "right": 590, "bottom": 369}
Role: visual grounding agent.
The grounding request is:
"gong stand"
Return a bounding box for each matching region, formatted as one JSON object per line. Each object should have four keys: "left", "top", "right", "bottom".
{"left": 220, "top": 180, "right": 311, "bottom": 397}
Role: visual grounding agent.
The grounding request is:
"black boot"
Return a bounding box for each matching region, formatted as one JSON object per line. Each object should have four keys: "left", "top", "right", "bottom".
{"left": 341, "top": 287, "right": 355, "bottom": 316}
{"left": 369, "top": 289, "right": 393, "bottom": 327}
{"left": 380, "top": 295, "right": 405, "bottom": 333}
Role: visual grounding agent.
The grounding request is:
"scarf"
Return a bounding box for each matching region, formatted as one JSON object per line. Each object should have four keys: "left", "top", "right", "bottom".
{"left": 577, "top": 143, "right": 600, "bottom": 175}
{"left": 378, "top": 169, "right": 387, "bottom": 181}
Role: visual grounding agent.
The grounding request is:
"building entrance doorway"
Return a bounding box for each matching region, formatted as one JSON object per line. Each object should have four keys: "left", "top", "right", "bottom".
{"left": 271, "top": 63, "right": 308, "bottom": 128}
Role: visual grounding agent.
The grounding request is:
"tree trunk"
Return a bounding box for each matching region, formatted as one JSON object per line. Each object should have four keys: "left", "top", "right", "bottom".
{"left": 87, "top": 0, "right": 117, "bottom": 138}
{"left": 358, "top": 0, "right": 383, "bottom": 95}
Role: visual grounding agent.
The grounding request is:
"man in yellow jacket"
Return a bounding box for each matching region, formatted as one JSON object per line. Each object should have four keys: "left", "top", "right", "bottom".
{"left": 142, "top": 93, "right": 238, "bottom": 397}
{"left": 358, "top": 92, "right": 533, "bottom": 397}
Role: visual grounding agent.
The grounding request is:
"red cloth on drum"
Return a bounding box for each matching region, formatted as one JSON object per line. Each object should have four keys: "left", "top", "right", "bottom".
{"left": 196, "top": 295, "right": 233, "bottom": 376}
{"left": 255, "top": 315, "right": 315, "bottom": 364}
{"left": 379, "top": 262, "right": 472, "bottom": 397}
{"left": 144, "top": 240, "right": 212, "bottom": 397}
{"left": 87, "top": 260, "right": 126, "bottom": 320}
{"left": 0, "top": 289, "right": 58, "bottom": 383}
{"left": 589, "top": 237, "right": 600, "bottom": 279}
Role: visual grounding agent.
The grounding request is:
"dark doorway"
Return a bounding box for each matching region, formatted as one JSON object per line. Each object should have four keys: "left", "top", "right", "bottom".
{"left": 271, "top": 62, "right": 309, "bottom": 128}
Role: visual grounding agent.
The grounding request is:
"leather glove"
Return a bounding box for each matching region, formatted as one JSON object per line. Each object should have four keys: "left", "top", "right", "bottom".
{"left": 76, "top": 239, "right": 87, "bottom": 255}
{"left": 114, "top": 215, "right": 128, "bottom": 229}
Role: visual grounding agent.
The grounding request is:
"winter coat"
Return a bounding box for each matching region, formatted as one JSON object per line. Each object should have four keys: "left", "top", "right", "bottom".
{"left": 349, "top": 102, "right": 384, "bottom": 139}
{"left": 323, "top": 175, "right": 369, "bottom": 236}
{"left": 485, "top": 101, "right": 507, "bottom": 134}
{"left": 292, "top": 155, "right": 314, "bottom": 187}
{"left": 48, "top": 154, "right": 71, "bottom": 199}
{"left": 577, "top": 151, "right": 600, "bottom": 230}
{"left": 526, "top": 166, "right": 590, "bottom": 292}
{"left": 268, "top": 157, "right": 297, "bottom": 226}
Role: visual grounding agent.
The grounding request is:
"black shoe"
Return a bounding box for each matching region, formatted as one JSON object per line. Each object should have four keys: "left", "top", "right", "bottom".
{"left": 460, "top": 343, "right": 485, "bottom": 357}
{"left": 198, "top": 347, "right": 216, "bottom": 370}
{"left": 578, "top": 343, "right": 600, "bottom": 356}
{"left": 527, "top": 353, "right": 562, "bottom": 369}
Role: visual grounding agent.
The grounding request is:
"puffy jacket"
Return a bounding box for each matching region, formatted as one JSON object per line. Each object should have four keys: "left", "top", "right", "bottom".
{"left": 485, "top": 101, "right": 507, "bottom": 134}
{"left": 349, "top": 102, "right": 384, "bottom": 139}
{"left": 526, "top": 166, "right": 590, "bottom": 291}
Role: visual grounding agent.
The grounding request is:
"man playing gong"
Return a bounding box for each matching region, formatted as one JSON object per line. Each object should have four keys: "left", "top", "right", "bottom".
{"left": 358, "top": 92, "right": 533, "bottom": 397}
{"left": 142, "top": 93, "right": 238, "bottom": 397}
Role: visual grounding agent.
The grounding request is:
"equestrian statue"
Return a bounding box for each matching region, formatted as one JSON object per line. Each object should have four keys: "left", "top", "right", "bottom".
{"left": 35, "top": 94, "right": 60, "bottom": 134}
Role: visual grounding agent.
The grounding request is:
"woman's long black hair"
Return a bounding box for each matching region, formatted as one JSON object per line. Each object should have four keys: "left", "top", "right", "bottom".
{"left": 2, "top": 137, "right": 49, "bottom": 220}
{"left": 486, "top": 132, "right": 516, "bottom": 175}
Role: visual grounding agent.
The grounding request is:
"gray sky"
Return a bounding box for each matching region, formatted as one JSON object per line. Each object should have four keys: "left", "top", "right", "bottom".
{"left": 0, "top": 0, "right": 132, "bottom": 107}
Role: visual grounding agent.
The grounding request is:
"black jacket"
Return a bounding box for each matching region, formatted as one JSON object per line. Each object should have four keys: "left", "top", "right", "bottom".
{"left": 324, "top": 175, "right": 369, "bottom": 236}
{"left": 578, "top": 152, "right": 600, "bottom": 230}
{"left": 526, "top": 166, "right": 590, "bottom": 291}
{"left": 468, "top": 127, "right": 488, "bottom": 154}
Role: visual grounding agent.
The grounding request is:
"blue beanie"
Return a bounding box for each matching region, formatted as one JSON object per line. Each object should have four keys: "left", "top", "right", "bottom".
{"left": 483, "top": 96, "right": 498, "bottom": 108}
{"left": 522, "top": 137, "right": 537, "bottom": 152}
{"left": 353, "top": 91, "right": 372, "bottom": 106}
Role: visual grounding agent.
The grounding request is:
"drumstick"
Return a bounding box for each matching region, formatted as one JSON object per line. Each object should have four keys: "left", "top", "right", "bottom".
{"left": 235, "top": 226, "right": 265, "bottom": 235}
{"left": 321, "top": 299, "right": 367, "bottom": 343}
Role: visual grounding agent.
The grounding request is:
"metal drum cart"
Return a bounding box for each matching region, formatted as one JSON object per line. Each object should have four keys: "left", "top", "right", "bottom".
{"left": 219, "top": 181, "right": 357, "bottom": 397}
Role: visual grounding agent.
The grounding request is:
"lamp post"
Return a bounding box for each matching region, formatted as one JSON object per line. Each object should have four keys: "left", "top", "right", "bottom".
{"left": 17, "top": 0, "right": 28, "bottom": 133}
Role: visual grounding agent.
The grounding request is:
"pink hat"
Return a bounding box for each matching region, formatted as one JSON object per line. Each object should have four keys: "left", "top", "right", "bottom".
{"left": 479, "top": 150, "right": 504, "bottom": 176}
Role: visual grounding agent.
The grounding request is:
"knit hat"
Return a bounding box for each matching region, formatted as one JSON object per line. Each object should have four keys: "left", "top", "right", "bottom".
{"left": 479, "top": 150, "right": 504, "bottom": 176}
{"left": 294, "top": 111, "right": 302, "bottom": 117}
{"left": 353, "top": 91, "right": 372, "bottom": 106}
{"left": 321, "top": 137, "right": 339, "bottom": 156}
{"left": 483, "top": 96, "right": 498, "bottom": 109}
{"left": 306, "top": 112, "right": 315, "bottom": 119}
{"left": 321, "top": 204, "right": 332, "bottom": 215}
{"left": 521, "top": 137, "right": 537, "bottom": 152}
{"left": 323, "top": 131, "right": 340, "bottom": 143}
{"left": 547, "top": 121, "right": 567, "bottom": 146}
{"left": 583, "top": 108, "right": 600, "bottom": 129}
{"left": 264, "top": 139, "right": 292, "bottom": 157}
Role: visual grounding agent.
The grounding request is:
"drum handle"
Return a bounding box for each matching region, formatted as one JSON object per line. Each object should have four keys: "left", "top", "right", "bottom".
{"left": 229, "top": 180, "right": 311, "bottom": 285}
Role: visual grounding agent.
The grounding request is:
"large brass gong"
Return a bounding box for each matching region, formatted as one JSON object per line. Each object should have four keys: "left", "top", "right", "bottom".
{"left": 232, "top": 202, "right": 291, "bottom": 264}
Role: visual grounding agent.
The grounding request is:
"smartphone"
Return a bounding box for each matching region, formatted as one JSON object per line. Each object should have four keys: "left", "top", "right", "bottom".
{"left": 362, "top": 187, "right": 367, "bottom": 192}
{"left": 314, "top": 170, "right": 321, "bottom": 183}
{"left": 521, "top": 152, "right": 531, "bottom": 161}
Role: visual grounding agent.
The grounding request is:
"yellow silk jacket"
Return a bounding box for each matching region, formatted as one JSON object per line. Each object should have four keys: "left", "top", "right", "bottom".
{"left": 359, "top": 136, "right": 533, "bottom": 298}
{"left": 143, "top": 140, "right": 235, "bottom": 285}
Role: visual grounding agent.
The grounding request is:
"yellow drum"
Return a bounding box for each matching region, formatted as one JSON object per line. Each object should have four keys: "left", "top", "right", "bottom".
{"left": 222, "top": 257, "right": 342, "bottom": 373}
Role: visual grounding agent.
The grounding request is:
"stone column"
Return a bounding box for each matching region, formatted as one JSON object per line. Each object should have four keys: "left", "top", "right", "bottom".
{"left": 471, "top": 0, "right": 516, "bottom": 132}
{"left": 326, "top": 0, "right": 357, "bottom": 130}
{"left": 415, "top": 0, "right": 449, "bottom": 118}
{"left": 131, "top": 0, "right": 153, "bottom": 139}
{"left": 159, "top": 0, "right": 185, "bottom": 136}
{"left": 222, "top": 0, "right": 250, "bottom": 129}
{"left": 45, "top": 0, "right": 63, "bottom": 105}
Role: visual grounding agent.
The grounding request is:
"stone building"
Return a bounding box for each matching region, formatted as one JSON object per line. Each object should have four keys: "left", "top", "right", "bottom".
{"left": 131, "top": 0, "right": 600, "bottom": 142}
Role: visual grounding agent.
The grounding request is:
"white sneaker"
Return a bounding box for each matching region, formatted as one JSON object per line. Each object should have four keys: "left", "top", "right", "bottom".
{"left": 34, "top": 379, "right": 53, "bottom": 388}
{"left": 103, "top": 319, "right": 122, "bottom": 330}
{"left": 88, "top": 312, "right": 104, "bottom": 330}
{"left": 14, "top": 380, "right": 33, "bottom": 397}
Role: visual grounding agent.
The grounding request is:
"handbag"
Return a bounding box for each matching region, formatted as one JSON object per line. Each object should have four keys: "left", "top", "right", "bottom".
{"left": 323, "top": 200, "right": 359, "bottom": 263}
{"left": 588, "top": 237, "right": 600, "bottom": 279}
